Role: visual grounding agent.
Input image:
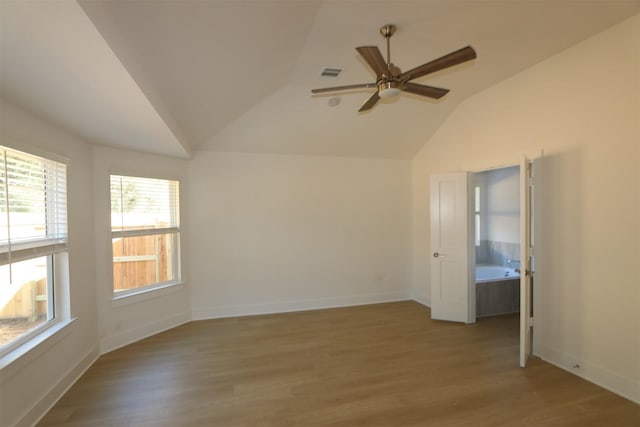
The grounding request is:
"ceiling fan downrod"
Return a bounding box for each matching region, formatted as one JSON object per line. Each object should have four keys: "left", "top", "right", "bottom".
{"left": 377, "top": 24, "right": 401, "bottom": 98}
{"left": 380, "top": 24, "right": 396, "bottom": 77}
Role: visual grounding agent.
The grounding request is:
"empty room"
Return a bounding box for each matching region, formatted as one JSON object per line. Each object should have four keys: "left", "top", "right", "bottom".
{"left": 0, "top": 1, "right": 639, "bottom": 426}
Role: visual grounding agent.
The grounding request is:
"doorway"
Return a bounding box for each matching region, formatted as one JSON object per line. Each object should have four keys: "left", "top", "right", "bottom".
{"left": 430, "top": 158, "right": 535, "bottom": 366}
{"left": 474, "top": 165, "right": 521, "bottom": 319}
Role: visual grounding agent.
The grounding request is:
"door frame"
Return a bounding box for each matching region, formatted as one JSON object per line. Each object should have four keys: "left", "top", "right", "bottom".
{"left": 470, "top": 159, "right": 539, "bottom": 364}
{"left": 520, "top": 157, "right": 533, "bottom": 367}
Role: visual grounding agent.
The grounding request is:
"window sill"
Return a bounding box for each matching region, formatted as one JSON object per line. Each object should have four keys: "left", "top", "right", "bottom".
{"left": 0, "top": 317, "right": 76, "bottom": 380}
{"left": 111, "top": 281, "right": 185, "bottom": 308}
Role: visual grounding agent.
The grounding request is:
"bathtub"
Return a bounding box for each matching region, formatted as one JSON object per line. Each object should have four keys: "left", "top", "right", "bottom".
{"left": 476, "top": 264, "right": 520, "bottom": 317}
{"left": 476, "top": 264, "right": 520, "bottom": 283}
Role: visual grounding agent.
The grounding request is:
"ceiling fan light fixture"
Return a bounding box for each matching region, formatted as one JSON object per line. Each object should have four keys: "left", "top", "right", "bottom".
{"left": 378, "top": 81, "right": 401, "bottom": 99}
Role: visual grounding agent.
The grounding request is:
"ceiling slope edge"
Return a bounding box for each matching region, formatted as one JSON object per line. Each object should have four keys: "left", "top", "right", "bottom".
{"left": 0, "top": 1, "right": 190, "bottom": 158}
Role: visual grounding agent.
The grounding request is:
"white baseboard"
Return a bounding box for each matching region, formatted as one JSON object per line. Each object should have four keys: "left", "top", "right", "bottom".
{"left": 19, "top": 346, "right": 99, "bottom": 427}
{"left": 99, "top": 311, "right": 191, "bottom": 354}
{"left": 411, "top": 289, "right": 430, "bottom": 307}
{"left": 539, "top": 346, "right": 640, "bottom": 404}
{"left": 192, "top": 291, "right": 411, "bottom": 320}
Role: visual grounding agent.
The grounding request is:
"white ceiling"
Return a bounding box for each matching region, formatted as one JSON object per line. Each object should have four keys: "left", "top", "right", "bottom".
{"left": 1, "top": 1, "right": 638, "bottom": 159}
{"left": 0, "top": 1, "right": 190, "bottom": 158}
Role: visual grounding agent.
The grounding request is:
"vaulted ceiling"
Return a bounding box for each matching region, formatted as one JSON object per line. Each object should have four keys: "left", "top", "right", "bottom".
{"left": 1, "top": 1, "right": 638, "bottom": 159}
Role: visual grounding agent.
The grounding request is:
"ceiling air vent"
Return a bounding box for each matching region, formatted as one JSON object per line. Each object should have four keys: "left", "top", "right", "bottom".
{"left": 321, "top": 67, "right": 342, "bottom": 78}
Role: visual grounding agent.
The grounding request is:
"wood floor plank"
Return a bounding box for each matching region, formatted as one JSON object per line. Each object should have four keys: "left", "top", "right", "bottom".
{"left": 38, "top": 302, "right": 639, "bottom": 426}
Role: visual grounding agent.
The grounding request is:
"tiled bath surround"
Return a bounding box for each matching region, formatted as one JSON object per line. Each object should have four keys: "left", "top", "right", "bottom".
{"left": 476, "top": 240, "right": 521, "bottom": 317}
{"left": 476, "top": 279, "right": 520, "bottom": 317}
{"left": 476, "top": 240, "right": 520, "bottom": 267}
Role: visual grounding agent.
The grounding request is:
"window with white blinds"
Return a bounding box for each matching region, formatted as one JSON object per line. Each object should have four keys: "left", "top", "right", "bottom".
{"left": 0, "top": 146, "right": 68, "bottom": 266}
{"left": 110, "top": 175, "right": 179, "bottom": 236}
{"left": 110, "top": 175, "right": 180, "bottom": 294}
{"left": 0, "top": 145, "right": 68, "bottom": 352}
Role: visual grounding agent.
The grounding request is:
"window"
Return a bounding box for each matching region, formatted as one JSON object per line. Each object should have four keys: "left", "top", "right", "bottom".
{"left": 0, "top": 145, "right": 67, "bottom": 352}
{"left": 110, "top": 175, "right": 180, "bottom": 296}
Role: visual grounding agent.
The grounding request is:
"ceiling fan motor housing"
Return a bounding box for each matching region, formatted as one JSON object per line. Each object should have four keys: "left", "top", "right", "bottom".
{"left": 378, "top": 80, "right": 401, "bottom": 98}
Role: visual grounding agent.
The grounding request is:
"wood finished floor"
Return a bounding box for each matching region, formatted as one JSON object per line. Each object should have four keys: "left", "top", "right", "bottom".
{"left": 39, "top": 301, "right": 639, "bottom": 426}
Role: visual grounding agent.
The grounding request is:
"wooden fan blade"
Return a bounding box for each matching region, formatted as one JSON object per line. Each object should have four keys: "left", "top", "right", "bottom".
{"left": 398, "top": 46, "right": 476, "bottom": 82}
{"left": 356, "top": 46, "right": 389, "bottom": 78}
{"left": 311, "top": 83, "right": 376, "bottom": 94}
{"left": 358, "top": 92, "right": 380, "bottom": 112}
{"left": 402, "top": 82, "right": 450, "bottom": 99}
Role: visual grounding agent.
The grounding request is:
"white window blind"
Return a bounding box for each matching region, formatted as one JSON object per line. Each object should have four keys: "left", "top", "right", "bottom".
{"left": 110, "top": 175, "right": 179, "bottom": 238}
{"left": 0, "top": 146, "right": 68, "bottom": 266}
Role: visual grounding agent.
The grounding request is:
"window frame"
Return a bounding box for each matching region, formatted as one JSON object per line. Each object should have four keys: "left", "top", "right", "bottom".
{"left": 109, "top": 174, "right": 181, "bottom": 299}
{"left": 0, "top": 145, "right": 70, "bottom": 358}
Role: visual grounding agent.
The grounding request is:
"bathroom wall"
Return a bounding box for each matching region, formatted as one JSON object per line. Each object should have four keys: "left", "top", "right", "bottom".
{"left": 475, "top": 166, "right": 520, "bottom": 266}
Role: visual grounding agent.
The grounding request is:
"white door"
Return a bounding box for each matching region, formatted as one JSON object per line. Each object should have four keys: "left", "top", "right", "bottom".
{"left": 430, "top": 173, "right": 475, "bottom": 323}
{"left": 520, "top": 157, "right": 534, "bottom": 367}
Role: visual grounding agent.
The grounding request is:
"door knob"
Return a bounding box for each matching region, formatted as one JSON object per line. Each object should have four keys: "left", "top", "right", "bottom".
{"left": 433, "top": 252, "right": 440, "bottom": 258}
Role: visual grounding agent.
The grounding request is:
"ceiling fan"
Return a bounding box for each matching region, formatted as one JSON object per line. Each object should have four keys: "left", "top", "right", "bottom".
{"left": 311, "top": 24, "right": 477, "bottom": 112}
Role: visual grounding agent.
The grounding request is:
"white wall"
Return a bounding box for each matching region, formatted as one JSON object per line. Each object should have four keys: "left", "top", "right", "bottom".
{"left": 92, "top": 146, "right": 191, "bottom": 353}
{"left": 0, "top": 100, "right": 99, "bottom": 427}
{"left": 412, "top": 15, "right": 640, "bottom": 402}
{"left": 189, "top": 151, "right": 411, "bottom": 318}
